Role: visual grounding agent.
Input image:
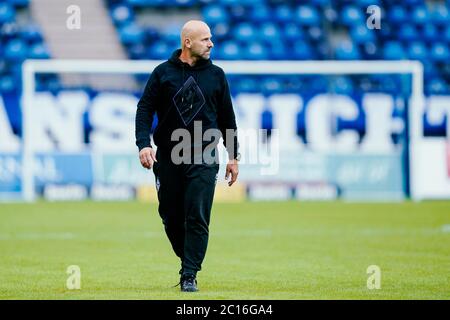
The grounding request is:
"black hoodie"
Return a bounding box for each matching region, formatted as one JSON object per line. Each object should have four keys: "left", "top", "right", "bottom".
{"left": 135, "top": 49, "right": 239, "bottom": 159}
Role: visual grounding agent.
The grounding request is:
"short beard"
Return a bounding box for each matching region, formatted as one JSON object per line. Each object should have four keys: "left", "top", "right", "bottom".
{"left": 192, "top": 50, "right": 209, "bottom": 60}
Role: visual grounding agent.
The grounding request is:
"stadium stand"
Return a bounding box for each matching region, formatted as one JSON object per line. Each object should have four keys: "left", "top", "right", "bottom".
{"left": 1, "top": 0, "right": 450, "bottom": 136}
{"left": 103, "top": 0, "right": 450, "bottom": 95}
{"left": 0, "top": 0, "right": 48, "bottom": 93}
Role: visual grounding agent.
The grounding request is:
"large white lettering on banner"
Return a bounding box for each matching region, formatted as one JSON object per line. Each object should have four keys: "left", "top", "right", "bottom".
{"left": 410, "top": 95, "right": 450, "bottom": 200}
{"left": 89, "top": 93, "right": 138, "bottom": 152}
{"left": 1, "top": 92, "right": 407, "bottom": 153}
{"left": 1, "top": 92, "right": 450, "bottom": 200}
{"left": 28, "top": 91, "right": 89, "bottom": 152}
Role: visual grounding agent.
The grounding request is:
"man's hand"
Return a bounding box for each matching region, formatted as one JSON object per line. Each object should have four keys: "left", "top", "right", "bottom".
{"left": 139, "top": 147, "right": 157, "bottom": 169}
{"left": 225, "top": 159, "right": 239, "bottom": 187}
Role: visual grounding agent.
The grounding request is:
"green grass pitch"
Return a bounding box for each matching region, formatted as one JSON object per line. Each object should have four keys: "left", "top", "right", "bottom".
{"left": 0, "top": 200, "right": 449, "bottom": 299}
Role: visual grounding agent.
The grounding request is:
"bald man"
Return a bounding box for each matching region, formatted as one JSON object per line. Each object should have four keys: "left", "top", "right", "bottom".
{"left": 135, "top": 20, "right": 240, "bottom": 292}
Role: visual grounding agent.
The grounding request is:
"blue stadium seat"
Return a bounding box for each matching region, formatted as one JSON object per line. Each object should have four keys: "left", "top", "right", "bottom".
{"left": 335, "top": 40, "right": 360, "bottom": 60}
{"left": 283, "top": 23, "right": 305, "bottom": 41}
{"left": 389, "top": 6, "right": 407, "bottom": 24}
{"left": 307, "top": 26, "right": 323, "bottom": 41}
{"left": 268, "top": 41, "right": 287, "bottom": 60}
{"left": 144, "top": 26, "right": 159, "bottom": 42}
{"left": 28, "top": 43, "right": 50, "bottom": 59}
{"left": 0, "top": 21, "right": 19, "bottom": 39}
{"left": 4, "top": 39, "right": 27, "bottom": 61}
{"left": 291, "top": 40, "right": 313, "bottom": 60}
{"left": 361, "top": 42, "right": 379, "bottom": 60}
{"left": 378, "top": 76, "right": 401, "bottom": 95}
{"left": 330, "top": 76, "right": 354, "bottom": 95}
{"left": 210, "top": 22, "right": 229, "bottom": 40}
{"left": 261, "top": 77, "right": 283, "bottom": 94}
{"left": 398, "top": 24, "right": 419, "bottom": 41}
{"left": 274, "top": 4, "right": 293, "bottom": 23}
{"left": 260, "top": 22, "right": 281, "bottom": 43}
{"left": 422, "top": 23, "right": 439, "bottom": 42}
{"left": 128, "top": 43, "right": 146, "bottom": 59}
{"left": 0, "top": 74, "right": 14, "bottom": 93}
{"left": 147, "top": 40, "right": 171, "bottom": 59}
{"left": 412, "top": 6, "right": 429, "bottom": 25}
{"left": 358, "top": 76, "right": 374, "bottom": 92}
{"left": 234, "top": 23, "right": 256, "bottom": 42}
{"left": 351, "top": 25, "right": 375, "bottom": 44}
{"left": 202, "top": 5, "right": 229, "bottom": 25}
{"left": 235, "top": 76, "right": 259, "bottom": 93}
{"left": 323, "top": 6, "right": 338, "bottom": 23}
{"left": 316, "top": 42, "right": 331, "bottom": 59}
{"left": 249, "top": 4, "right": 270, "bottom": 22}
{"left": 341, "top": 6, "right": 364, "bottom": 26}
{"left": 430, "top": 4, "right": 449, "bottom": 25}
{"left": 383, "top": 41, "right": 406, "bottom": 60}
{"left": 427, "top": 77, "right": 448, "bottom": 95}
{"left": 110, "top": 5, "right": 133, "bottom": 26}
{"left": 430, "top": 43, "right": 450, "bottom": 62}
{"left": 20, "top": 24, "right": 43, "bottom": 43}
{"left": 119, "top": 23, "right": 145, "bottom": 45}
{"left": 407, "top": 42, "right": 428, "bottom": 61}
{"left": 295, "top": 5, "right": 320, "bottom": 26}
{"left": 228, "top": 5, "right": 246, "bottom": 22}
{"left": 243, "top": 42, "right": 268, "bottom": 60}
{"left": 218, "top": 41, "right": 242, "bottom": 60}
{"left": 0, "top": 3, "right": 15, "bottom": 24}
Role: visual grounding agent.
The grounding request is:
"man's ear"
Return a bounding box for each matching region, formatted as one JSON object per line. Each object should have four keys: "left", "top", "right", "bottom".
{"left": 185, "top": 38, "right": 191, "bottom": 48}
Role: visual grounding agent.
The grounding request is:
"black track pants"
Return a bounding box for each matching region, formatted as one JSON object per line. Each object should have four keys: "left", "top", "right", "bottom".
{"left": 152, "top": 149, "right": 219, "bottom": 277}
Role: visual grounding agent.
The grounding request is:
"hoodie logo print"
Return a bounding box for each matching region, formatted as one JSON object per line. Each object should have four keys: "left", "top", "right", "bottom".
{"left": 172, "top": 76, "right": 206, "bottom": 126}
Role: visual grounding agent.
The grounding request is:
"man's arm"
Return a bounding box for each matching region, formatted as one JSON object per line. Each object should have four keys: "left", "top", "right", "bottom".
{"left": 217, "top": 70, "right": 239, "bottom": 186}
{"left": 135, "top": 70, "right": 160, "bottom": 169}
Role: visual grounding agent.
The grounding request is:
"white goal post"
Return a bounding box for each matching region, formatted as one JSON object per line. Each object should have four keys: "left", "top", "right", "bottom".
{"left": 21, "top": 59, "right": 424, "bottom": 202}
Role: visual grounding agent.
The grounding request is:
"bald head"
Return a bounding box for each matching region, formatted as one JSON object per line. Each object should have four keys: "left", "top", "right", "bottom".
{"left": 181, "top": 20, "right": 210, "bottom": 46}
{"left": 180, "top": 20, "right": 214, "bottom": 61}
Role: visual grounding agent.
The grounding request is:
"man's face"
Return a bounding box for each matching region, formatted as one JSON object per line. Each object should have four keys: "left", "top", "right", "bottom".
{"left": 189, "top": 29, "right": 214, "bottom": 60}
